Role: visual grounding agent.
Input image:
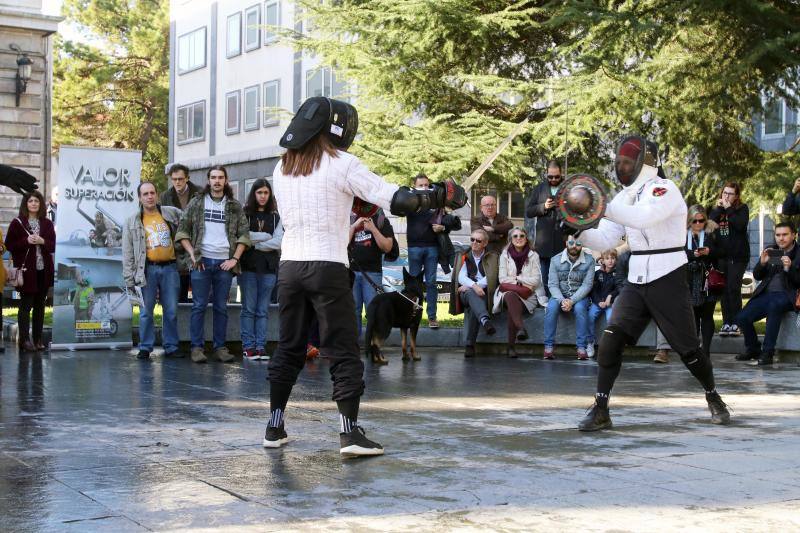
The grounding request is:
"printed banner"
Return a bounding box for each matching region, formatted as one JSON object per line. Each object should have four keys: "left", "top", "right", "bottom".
{"left": 51, "top": 146, "right": 141, "bottom": 350}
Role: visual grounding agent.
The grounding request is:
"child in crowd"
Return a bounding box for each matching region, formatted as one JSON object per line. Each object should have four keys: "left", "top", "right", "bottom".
{"left": 587, "top": 249, "right": 624, "bottom": 359}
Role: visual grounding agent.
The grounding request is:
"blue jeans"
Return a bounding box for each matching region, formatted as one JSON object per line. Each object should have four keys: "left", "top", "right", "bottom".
{"left": 190, "top": 258, "right": 234, "bottom": 349}
{"left": 239, "top": 271, "right": 277, "bottom": 350}
{"left": 735, "top": 291, "right": 793, "bottom": 353}
{"left": 139, "top": 262, "right": 180, "bottom": 353}
{"left": 544, "top": 297, "right": 590, "bottom": 349}
{"left": 353, "top": 271, "right": 381, "bottom": 336}
{"left": 587, "top": 302, "right": 613, "bottom": 344}
{"left": 408, "top": 245, "right": 439, "bottom": 320}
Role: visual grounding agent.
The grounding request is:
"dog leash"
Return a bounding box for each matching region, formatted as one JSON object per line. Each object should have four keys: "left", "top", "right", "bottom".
{"left": 349, "top": 256, "right": 424, "bottom": 312}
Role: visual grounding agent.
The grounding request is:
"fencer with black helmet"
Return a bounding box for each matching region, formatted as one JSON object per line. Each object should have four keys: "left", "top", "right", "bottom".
{"left": 279, "top": 97, "right": 359, "bottom": 150}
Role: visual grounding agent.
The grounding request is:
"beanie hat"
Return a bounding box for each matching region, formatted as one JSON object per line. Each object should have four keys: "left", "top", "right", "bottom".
{"left": 618, "top": 138, "right": 642, "bottom": 160}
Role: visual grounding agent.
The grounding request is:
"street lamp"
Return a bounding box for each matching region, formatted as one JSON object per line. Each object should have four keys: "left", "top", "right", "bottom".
{"left": 10, "top": 44, "right": 33, "bottom": 107}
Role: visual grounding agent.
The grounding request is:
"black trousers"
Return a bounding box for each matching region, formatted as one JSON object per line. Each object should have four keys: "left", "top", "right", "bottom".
{"left": 720, "top": 259, "right": 747, "bottom": 325}
{"left": 269, "top": 261, "right": 364, "bottom": 401}
{"left": 694, "top": 300, "right": 717, "bottom": 358}
{"left": 19, "top": 270, "right": 47, "bottom": 344}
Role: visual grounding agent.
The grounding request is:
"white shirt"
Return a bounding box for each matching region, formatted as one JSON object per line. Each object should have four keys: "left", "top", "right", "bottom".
{"left": 581, "top": 165, "right": 687, "bottom": 284}
{"left": 200, "top": 195, "right": 229, "bottom": 260}
{"left": 273, "top": 151, "right": 398, "bottom": 265}
{"left": 458, "top": 250, "right": 488, "bottom": 288}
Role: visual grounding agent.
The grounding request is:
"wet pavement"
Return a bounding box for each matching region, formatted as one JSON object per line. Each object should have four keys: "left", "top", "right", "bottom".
{"left": 1, "top": 345, "right": 799, "bottom": 532}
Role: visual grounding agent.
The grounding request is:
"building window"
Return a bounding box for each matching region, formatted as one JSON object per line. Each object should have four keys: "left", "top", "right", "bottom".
{"left": 225, "top": 91, "right": 240, "bottom": 135}
{"left": 263, "top": 80, "right": 280, "bottom": 127}
{"left": 471, "top": 189, "right": 525, "bottom": 219}
{"left": 264, "top": 0, "right": 281, "bottom": 44}
{"left": 763, "top": 96, "right": 785, "bottom": 137}
{"left": 244, "top": 4, "right": 261, "bottom": 51}
{"left": 243, "top": 85, "right": 260, "bottom": 131}
{"left": 178, "top": 27, "right": 206, "bottom": 74}
{"left": 177, "top": 101, "right": 205, "bottom": 144}
{"left": 305, "top": 67, "right": 349, "bottom": 101}
{"left": 226, "top": 12, "right": 242, "bottom": 58}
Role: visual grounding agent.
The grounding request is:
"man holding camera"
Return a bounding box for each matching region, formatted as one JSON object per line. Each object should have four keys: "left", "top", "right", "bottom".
{"left": 735, "top": 222, "right": 800, "bottom": 366}
{"left": 525, "top": 160, "right": 566, "bottom": 292}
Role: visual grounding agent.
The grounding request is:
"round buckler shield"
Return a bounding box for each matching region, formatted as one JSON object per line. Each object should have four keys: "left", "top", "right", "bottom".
{"left": 555, "top": 173, "right": 608, "bottom": 230}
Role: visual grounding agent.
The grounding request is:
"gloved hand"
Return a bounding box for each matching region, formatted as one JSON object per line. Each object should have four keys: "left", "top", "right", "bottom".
{"left": 431, "top": 178, "right": 468, "bottom": 210}
{"left": 0, "top": 164, "right": 38, "bottom": 194}
{"left": 390, "top": 178, "right": 467, "bottom": 216}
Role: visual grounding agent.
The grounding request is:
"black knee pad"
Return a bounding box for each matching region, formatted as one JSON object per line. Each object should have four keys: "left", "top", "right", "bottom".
{"left": 679, "top": 347, "right": 707, "bottom": 367}
{"left": 597, "top": 325, "right": 630, "bottom": 368}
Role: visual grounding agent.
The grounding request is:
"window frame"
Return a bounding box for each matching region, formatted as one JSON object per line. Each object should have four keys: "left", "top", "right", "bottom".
{"left": 762, "top": 95, "right": 786, "bottom": 139}
{"left": 177, "top": 27, "right": 207, "bottom": 75}
{"left": 176, "top": 100, "right": 206, "bottom": 145}
{"left": 226, "top": 12, "right": 242, "bottom": 58}
{"left": 243, "top": 84, "right": 261, "bottom": 132}
{"left": 244, "top": 4, "right": 261, "bottom": 52}
{"left": 263, "top": 0, "right": 281, "bottom": 45}
{"left": 263, "top": 79, "right": 281, "bottom": 127}
{"left": 225, "top": 90, "right": 241, "bottom": 136}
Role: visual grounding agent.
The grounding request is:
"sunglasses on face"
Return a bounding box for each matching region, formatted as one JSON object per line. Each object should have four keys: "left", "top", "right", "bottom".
{"left": 470, "top": 237, "right": 484, "bottom": 243}
{"left": 692, "top": 219, "right": 706, "bottom": 224}
{"left": 547, "top": 175, "right": 561, "bottom": 180}
{"left": 567, "top": 240, "right": 582, "bottom": 247}
{"left": 511, "top": 234, "right": 527, "bottom": 239}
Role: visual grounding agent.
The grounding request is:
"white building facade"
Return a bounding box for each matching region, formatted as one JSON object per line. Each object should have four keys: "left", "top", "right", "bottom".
{"left": 168, "top": 0, "right": 348, "bottom": 200}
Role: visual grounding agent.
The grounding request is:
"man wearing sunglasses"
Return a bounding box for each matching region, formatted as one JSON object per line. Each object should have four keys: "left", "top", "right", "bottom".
{"left": 449, "top": 229, "right": 498, "bottom": 357}
{"left": 573, "top": 136, "right": 730, "bottom": 432}
{"left": 525, "top": 160, "right": 566, "bottom": 294}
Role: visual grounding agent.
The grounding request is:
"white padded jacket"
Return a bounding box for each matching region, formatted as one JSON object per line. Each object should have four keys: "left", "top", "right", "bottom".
{"left": 273, "top": 151, "right": 398, "bottom": 266}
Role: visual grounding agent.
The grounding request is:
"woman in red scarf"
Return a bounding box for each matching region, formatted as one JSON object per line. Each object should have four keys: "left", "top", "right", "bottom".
{"left": 492, "top": 227, "right": 547, "bottom": 358}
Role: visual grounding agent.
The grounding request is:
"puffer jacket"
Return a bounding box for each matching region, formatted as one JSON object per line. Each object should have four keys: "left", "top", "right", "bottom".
{"left": 548, "top": 248, "right": 595, "bottom": 303}
{"left": 174, "top": 194, "right": 251, "bottom": 274}
{"left": 122, "top": 205, "right": 182, "bottom": 287}
{"left": 492, "top": 247, "right": 548, "bottom": 314}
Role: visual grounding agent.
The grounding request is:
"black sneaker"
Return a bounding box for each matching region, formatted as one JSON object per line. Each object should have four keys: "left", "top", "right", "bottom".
{"left": 339, "top": 426, "right": 384, "bottom": 457}
{"left": 578, "top": 404, "right": 613, "bottom": 432}
{"left": 164, "top": 350, "right": 184, "bottom": 359}
{"left": 482, "top": 320, "right": 496, "bottom": 336}
{"left": 464, "top": 345, "right": 475, "bottom": 358}
{"left": 262, "top": 424, "right": 288, "bottom": 448}
{"left": 735, "top": 350, "right": 759, "bottom": 361}
{"left": 706, "top": 392, "right": 731, "bottom": 425}
{"left": 136, "top": 350, "right": 151, "bottom": 360}
{"left": 756, "top": 351, "right": 774, "bottom": 366}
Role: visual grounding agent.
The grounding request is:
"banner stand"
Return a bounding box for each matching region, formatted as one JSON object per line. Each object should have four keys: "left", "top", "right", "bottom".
{"left": 50, "top": 146, "right": 141, "bottom": 351}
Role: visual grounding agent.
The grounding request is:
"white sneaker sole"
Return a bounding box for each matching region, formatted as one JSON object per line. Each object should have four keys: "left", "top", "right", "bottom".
{"left": 262, "top": 437, "right": 288, "bottom": 448}
{"left": 339, "top": 445, "right": 385, "bottom": 457}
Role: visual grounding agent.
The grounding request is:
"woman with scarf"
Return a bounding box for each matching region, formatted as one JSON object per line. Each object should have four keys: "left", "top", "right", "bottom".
{"left": 492, "top": 227, "right": 547, "bottom": 358}
{"left": 685, "top": 205, "right": 723, "bottom": 359}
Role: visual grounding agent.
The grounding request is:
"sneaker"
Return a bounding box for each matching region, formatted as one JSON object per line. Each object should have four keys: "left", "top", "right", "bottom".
{"left": 735, "top": 348, "right": 760, "bottom": 361}
{"left": 256, "top": 348, "right": 270, "bottom": 361}
{"left": 516, "top": 329, "right": 529, "bottom": 342}
{"left": 164, "top": 350, "right": 184, "bottom": 359}
{"left": 586, "top": 343, "right": 595, "bottom": 359}
{"left": 576, "top": 348, "right": 588, "bottom": 361}
{"left": 653, "top": 349, "right": 670, "bottom": 364}
{"left": 428, "top": 319, "right": 439, "bottom": 330}
{"left": 306, "top": 344, "right": 319, "bottom": 360}
{"left": 191, "top": 347, "right": 207, "bottom": 364}
{"left": 706, "top": 392, "right": 731, "bottom": 425}
{"left": 339, "top": 426, "right": 384, "bottom": 457}
{"left": 482, "top": 320, "right": 496, "bottom": 336}
{"left": 543, "top": 346, "right": 555, "bottom": 360}
{"left": 507, "top": 346, "right": 518, "bottom": 359}
{"left": 464, "top": 345, "right": 475, "bottom": 358}
{"left": 243, "top": 348, "right": 258, "bottom": 362}
{"left": 719, "top": 324, "right": 731, "bottom": 337}
{"left": 136, "top": 350, "right": 150, "bottom": 360}
{"left": 262, "top": 424, "right": 288, "bottom": 448}
{"left": 215, "top": 346, "right": 235, "bottom": 363}
{"left": 756, "top": 351, "right": 774, "bottom": 366}
{"left": 578, "top": 403, "right": 613, "bottom": 432}
{"left": 729, "top": 324, "right": 742, "bottom": 337}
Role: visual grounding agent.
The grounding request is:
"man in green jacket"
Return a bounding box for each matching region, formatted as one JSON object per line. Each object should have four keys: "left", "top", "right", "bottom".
{"left": 175, "top": 165, "right": 251, "bottom": 363}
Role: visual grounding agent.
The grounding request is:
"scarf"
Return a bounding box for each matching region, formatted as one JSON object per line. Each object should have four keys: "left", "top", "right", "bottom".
{"left": 508, "top": 244, "right": 530, "bottom": 275}
{"left": 687, "top": 229, "right": 704, "bottom": 250}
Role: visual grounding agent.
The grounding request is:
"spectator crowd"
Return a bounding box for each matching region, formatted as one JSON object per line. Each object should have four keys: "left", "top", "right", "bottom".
{"left": 2, "top": 162, "right": 799, "bottom": 368}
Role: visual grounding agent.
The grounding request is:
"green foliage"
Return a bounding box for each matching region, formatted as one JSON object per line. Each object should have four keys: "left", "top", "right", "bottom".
{"left": 293, "top": 0, "right": 800, "bottom": 209}
{"left": 53, "top": 0, "right": 169, "bottom": 190}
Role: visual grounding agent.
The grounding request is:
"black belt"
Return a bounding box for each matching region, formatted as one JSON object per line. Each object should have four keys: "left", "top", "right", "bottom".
{"left": 146, "top": 259, "right": 176, "bottom": 266}
{"left": 630, "top": 247, "right": 684, "bottom": 256}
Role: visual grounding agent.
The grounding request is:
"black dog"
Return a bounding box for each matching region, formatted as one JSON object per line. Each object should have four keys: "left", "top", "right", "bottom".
{"left": 364, "top": 268, "right": 424, "bottom": 365}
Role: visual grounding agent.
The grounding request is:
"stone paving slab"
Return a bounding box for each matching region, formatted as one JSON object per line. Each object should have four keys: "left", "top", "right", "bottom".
{"left": 1, "top": 344, "right": 799, "bottom": 531}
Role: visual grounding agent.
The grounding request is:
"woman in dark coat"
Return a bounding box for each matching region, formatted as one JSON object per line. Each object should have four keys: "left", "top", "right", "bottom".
{"left": 5, "top": 191, "right": 55, "bottom": 351}
{"left": 686, "top": 205, "right": 723, "bottom": 359}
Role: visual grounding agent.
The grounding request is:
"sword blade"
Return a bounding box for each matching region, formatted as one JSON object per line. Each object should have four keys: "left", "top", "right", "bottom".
{"left": 460, "top": 115, "right": 531, "bottom": 191}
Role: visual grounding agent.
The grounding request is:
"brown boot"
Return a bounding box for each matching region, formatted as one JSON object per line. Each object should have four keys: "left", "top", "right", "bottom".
{"left": 214, "top": 346, "right": 235, "bottom": 363}
{"left": 653, "top": 349, "right": 670, "bottom": 364}
{"left": 191, "top": 346, "right": 207, "bottom": 363}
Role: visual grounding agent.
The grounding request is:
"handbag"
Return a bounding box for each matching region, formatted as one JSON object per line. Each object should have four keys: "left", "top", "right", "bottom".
{"left": 706, "top": 266, "right": 726, "bottom": 292}
{"left": 5, "top": 218, "right": 32, "bottom": 289}
{"left": 500, "top": 282, "right": 533, "bottom": 300}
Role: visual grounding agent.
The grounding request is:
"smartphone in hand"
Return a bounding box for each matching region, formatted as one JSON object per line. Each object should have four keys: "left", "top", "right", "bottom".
{"left": 767, "top": 248, "right": 784, "bottom": 266}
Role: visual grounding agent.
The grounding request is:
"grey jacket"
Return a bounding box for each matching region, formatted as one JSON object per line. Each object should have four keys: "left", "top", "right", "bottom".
{"left": 547, "top": 248, "right": 596, "bottom": 303}
{"left": 122, "top": 205, "right": 182, "bottom": 287}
